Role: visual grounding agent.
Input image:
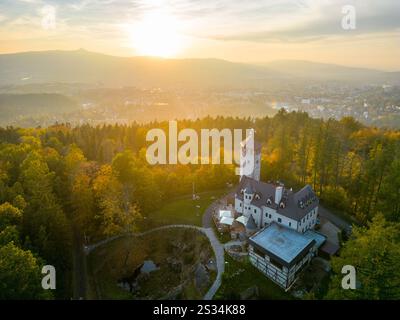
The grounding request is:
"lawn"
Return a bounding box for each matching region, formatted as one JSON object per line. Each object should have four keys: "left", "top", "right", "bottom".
{"left": 87, "top": 228, "right": 216, "bottom": 299}
{"left": 144, "top": 189, "right": 228, "bottom": 229}
{"left": 215, "top": 255, "right": 292, "bottom": 300}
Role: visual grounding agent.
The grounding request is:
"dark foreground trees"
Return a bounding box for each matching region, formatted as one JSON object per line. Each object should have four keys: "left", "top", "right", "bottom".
{"left": 326, "top": 214, "right": 400, "bottom": 299}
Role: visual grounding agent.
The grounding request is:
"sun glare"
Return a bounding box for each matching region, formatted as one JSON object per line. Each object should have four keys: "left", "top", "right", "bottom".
{"left": 130, "top": 12, "right": 185, "bottom": 58}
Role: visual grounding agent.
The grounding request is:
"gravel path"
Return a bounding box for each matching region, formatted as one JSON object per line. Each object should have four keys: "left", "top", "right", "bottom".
{"left": 202, "top": 228, "right": 224, "bottom": 300}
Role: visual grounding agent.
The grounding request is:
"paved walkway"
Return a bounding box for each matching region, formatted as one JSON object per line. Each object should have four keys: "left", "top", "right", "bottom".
{"left": 224, "top": 240, "right": 248, "bottom": 258}
{"left": 224, "top": 239, "right": 245, "bottom": 250}
{"left": 202, "top": 228, "right": 225, "bottom": 300}
{"left": 85, "top": 224, "right": 224, "bottom": 300}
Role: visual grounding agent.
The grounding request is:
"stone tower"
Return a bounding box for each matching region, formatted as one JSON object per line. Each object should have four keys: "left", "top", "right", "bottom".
{"left": 239, "top": 132, "right": 261, "bottom": 181}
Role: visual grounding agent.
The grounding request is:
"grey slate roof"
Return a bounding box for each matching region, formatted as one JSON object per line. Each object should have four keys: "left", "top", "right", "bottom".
{"left": 246, "top": 215, "right": 257, "bottom": 230}
{"left": 236, "top": 176, "right": 318, "bottom": 222}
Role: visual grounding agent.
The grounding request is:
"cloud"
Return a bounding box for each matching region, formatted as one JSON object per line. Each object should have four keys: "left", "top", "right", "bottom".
{"left": 68, "top": 0, "right": 117, "bottom": 11}
{"left": 175, "top": 0, "right": 400, "bottom": 43}
{"left": 17, "top": 0, "right": 41, "bottom": 3}
{"left": 1, "top": 0, "right": 399, "bottom": 50}
{"left": 69, "top": 0, "right": 91, "bottom": 11}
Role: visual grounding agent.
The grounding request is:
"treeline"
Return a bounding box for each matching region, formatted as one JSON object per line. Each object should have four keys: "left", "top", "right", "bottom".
{"left": 21, "top": 110, "right": 399, "bottom": 222}
{"left": 0, "top": 110, "right": 399, "bottom": 299}
{"left": 0, "top": 120, "right": 236, "bottom": 299}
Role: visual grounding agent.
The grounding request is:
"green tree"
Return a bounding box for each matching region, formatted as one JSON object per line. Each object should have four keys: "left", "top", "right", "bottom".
{"left": 0, "top": 225, "right": 20, "bottom": 246}
{"left": 326, "top": 214, "right": 400, "bottom": 299}
{"left": 71, "top": 173, "right": 94, "bottom": 236}
{"left": 0, "top": 202, "right": 22, "bottom": 230}
{"left": 0, "top": 242, "right": 52, "bottom": 299}
{"left": 92, "top": 165, "right": 140, "bottom": 239}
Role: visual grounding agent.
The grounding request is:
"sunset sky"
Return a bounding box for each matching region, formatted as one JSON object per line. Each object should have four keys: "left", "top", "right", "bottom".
{"left": 0, "top": 0, "right": 399, "bottom": 70}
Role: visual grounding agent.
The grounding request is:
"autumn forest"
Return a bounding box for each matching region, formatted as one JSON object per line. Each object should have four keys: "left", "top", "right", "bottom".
{"left": 1, "top": 110, "right": 400, "bottom": 299}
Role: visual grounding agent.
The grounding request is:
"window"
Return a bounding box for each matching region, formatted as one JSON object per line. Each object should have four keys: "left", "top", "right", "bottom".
{"left": 252, "top": 246, "right": 264, "bottom": 258}
{"left": 278, "top": 218, "right": 282, "bottom": 223}
{"left": 289, "top": 222, "right": 291, "bottom": 227}
{"left": 269, "top": 214, "right": 272, "bottom": 218}
{"left": 254, "top": 209, "right": 257, "bottom": 213}
{"left": 239, "top": 203, "right": 242, "bottom": 207}
{"left": 269, "top": 257, "right": 283, "bottom": 270}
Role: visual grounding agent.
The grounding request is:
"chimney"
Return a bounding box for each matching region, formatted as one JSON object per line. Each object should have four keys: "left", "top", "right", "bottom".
{"left": 275, "top": 186, "right": 283, "bottom": 205}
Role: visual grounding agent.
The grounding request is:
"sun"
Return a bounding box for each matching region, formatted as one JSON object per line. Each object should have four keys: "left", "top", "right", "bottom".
{"left": 130, "top": 12, "right": 185, "bottom": 58}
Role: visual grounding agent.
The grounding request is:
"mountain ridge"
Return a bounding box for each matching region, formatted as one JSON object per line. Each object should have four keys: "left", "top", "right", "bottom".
{"left": 1, "top": 49, "right": 399, "bottom": 87}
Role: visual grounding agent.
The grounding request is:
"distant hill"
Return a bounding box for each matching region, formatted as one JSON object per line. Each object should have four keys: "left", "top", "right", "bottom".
{"left": 263, "top": 60, "right": 400, "bottom": 83}
{"left": 0, "top": 50, "right": 279, "bottom": 88}
{"left": 0, "top": 50, "right": 399, "bottom": 87}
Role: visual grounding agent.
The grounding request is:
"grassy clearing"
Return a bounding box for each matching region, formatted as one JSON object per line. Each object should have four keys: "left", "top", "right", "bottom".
{"left": 215, "top": 255, "right": 292, "bottom": 300}
{"left": 87, "top": 228, "right": 216, "bottom": 300}
{"left": 144, "top": 189, "right": 228, "bottom": 229}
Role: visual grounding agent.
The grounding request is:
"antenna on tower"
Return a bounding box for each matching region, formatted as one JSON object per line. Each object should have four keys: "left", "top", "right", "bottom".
{"left": 192, "top": 181, "right": 197, "bottom": 200}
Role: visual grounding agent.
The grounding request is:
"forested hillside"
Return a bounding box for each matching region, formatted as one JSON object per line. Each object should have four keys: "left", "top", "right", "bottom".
{"left": 0, "top": 93, "right": 79, "bottom": 126}
{"left": 0, "top": 110, "right": 399, "bottom": 299}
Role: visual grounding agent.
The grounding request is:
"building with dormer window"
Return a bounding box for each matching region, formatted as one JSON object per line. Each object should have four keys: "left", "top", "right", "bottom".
{"left": 235, "top": 177, "right": 319, "bottom": 234}
{"left": 232, "top": 137, "right": 326, "bottom": 290}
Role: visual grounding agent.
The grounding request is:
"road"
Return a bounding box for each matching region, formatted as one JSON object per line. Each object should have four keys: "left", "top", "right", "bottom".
{"left": 72, "top": 228, "right": 87, "bottom": 300}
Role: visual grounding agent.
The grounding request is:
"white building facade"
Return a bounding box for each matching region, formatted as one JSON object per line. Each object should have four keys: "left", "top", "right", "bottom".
{"left": 248, "top": 223, "right": 326, "bottom": 290}
{"left": 233, "top": 137, "right": 325, "bottom": 290}
{"left": 234, "top": 180, "right": 319, "bottom": 234}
